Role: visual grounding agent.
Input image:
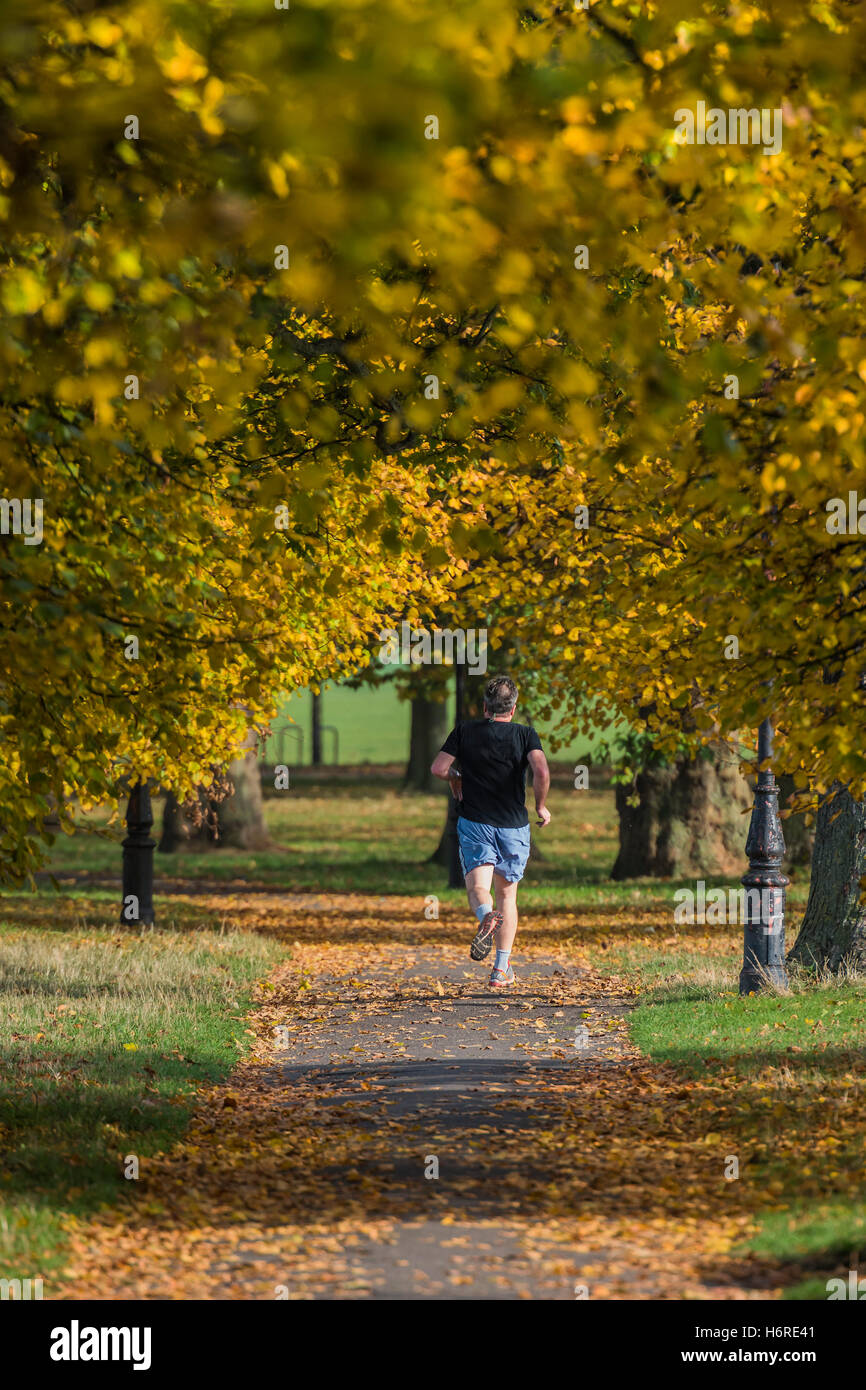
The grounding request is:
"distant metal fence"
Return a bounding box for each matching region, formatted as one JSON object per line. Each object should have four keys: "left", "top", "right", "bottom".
{"left": 259, "top": 723, "right": 339, "bottom": 766}
{"left": 319, "top": 724, "right": 339, "bottom": 765}
{"left": 259, "top": 726, "right": 303, "bottom": 767}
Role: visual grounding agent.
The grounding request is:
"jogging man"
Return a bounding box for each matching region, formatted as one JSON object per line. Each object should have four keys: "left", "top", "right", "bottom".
{"left": 430, "top": 675, "right": 551, "bottom": 989}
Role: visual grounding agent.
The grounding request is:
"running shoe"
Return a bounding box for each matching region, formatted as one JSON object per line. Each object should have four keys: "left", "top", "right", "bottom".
{"left": 469, "top": 909, "right": 502, "bottom": 961}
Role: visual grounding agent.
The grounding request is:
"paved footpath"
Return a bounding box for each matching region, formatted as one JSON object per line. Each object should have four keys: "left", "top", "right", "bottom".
{"left": 60, "top": 895, "right": 785, "bottom": 1300}
{"left": 256, "top": 947, "right": 634, "bottom": 1299}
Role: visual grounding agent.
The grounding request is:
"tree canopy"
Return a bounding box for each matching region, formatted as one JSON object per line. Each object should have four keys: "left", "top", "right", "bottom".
{"left": 1, "top": 0, "right": 864, "bottom": 876}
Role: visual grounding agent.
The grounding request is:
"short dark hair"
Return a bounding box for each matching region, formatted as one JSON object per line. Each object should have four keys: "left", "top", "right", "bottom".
{"left": 484, "top": 675, "right": 518, "bottom": 715}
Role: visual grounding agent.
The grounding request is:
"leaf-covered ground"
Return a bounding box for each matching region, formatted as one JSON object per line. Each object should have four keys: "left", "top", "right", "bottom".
{"left": 4, "top": 780, "right": 861, "bottom": 1300}
{"left": 42, "top": 889, "right": 857, "bottom": 1302}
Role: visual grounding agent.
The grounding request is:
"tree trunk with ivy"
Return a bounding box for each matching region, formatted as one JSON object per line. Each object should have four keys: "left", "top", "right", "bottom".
{"left": 611, "top": 747, "right": 752, "bottom": 879}
{"left": 789, "top": 788, "right": 866, "bottom": 973}
{"left": 159, "top": 730, "right": 270, "bottom": 852}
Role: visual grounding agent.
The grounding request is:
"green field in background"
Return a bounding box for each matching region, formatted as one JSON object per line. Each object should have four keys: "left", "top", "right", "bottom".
{"left": 274, "top": 681, "right": 611, "bottom": 766}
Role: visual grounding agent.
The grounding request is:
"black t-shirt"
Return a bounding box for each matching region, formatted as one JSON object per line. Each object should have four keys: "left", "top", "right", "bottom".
{"left": 441, "top": 719, "right": 543, "bottom": 828}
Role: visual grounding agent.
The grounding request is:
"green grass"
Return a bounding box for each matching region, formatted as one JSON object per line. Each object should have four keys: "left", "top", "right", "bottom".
{"left": 43, "top": 777, "right": 623, "bottom": 897}
{"left": 631, "top": 975, "right": 866, "bottom": 1070}
{"left": 276, "top": 682, "right": 411, "bottom": 764}
{"left": 42, "top": 774, "right": 813, "bottom": 910}
{"left": 0, "top": 904, "right": 279, "bottom": 1287}
{"left": 272, "top": 680, "right": 613, "bottom": 766}
{"left": 628, "top": 963, "right": 866, "bottom": 1298}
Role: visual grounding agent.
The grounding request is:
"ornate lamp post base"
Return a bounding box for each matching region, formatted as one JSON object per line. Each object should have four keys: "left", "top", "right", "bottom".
{"left": 739, "top": 719, "right": 788, "bottom": 994}
{"left": 121, "top": 779, "right": 156, "bottom": 926}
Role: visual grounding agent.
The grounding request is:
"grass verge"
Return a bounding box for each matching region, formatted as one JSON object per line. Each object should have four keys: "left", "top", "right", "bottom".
{"left": 0, "top": 898, "right": 280, "bottom": 1290}
{"left": 619, "top": 941, "right": 866, "bottom": 1300}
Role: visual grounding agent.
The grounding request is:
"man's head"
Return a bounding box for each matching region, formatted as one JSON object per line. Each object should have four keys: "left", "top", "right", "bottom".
{"left": 483, "top": 675, "right": 518, "bottom": 720}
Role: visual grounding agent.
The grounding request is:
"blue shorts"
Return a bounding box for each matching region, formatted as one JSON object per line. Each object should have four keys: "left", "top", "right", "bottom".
{"left": 457, "top": 817, "right": 531, "bottom": 883}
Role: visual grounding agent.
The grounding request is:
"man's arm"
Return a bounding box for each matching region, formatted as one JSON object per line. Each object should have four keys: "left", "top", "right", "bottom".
{"left": 430, "top": 750, "right": 463, "bottom": 800}
{"left": 527, "top": 748, "right": 551, "bottom": 826}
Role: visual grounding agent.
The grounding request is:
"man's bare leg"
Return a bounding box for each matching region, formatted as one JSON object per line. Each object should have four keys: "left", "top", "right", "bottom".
{"left": 464, "top": 863, "right": 494, "bottom": 919}
{"left": 493, "top": 872, "right": 519, "bottom": 955}
{"left": 464, "top": 863, "right": 499, "bottom": 960}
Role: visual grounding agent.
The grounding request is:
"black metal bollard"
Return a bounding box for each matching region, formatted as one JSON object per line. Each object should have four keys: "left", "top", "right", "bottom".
{"left": 121, "top": 780, "right": 156, "bottom": 926}
{"left": 739, "top": 719, "right": 788, "bottom": 993}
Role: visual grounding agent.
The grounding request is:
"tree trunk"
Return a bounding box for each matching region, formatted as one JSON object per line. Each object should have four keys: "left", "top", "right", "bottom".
{"left": 777, "top": 772, "right": 815, "bottom": 870}
{"left": 218, "top": 734, "right": 270, "bottom": 848}
{"left": 428, "top": 811, "right": 451, "bottom": 866}
{"left": 788, "top": 788, "right": 866, "bottom": 973}
{"left": 404, "top": 694, "right": 450, "bottom": 792}
{"left": 611, "top": 748, "right": 752, "bottom": 879}
{"left": 158, "top": 788, "right": 204, "bottom": 853}
{"left": 158, "top": 731, "right": 270, "bottom": 852}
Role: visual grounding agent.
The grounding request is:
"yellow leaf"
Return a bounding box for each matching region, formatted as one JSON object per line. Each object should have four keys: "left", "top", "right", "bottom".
{"left": 2, "top": 269, "right": 47, "bottom": 316}
{"left": 84, "top": 282, "right": 114, "bottom": 311}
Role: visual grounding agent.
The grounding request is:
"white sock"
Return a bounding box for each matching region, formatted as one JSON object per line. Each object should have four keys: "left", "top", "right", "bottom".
{"left": 474, "top": 903, "right": 492, "bottom": 924}
{"left": 494, "top": 949, "right": 510, "bottom": 972}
